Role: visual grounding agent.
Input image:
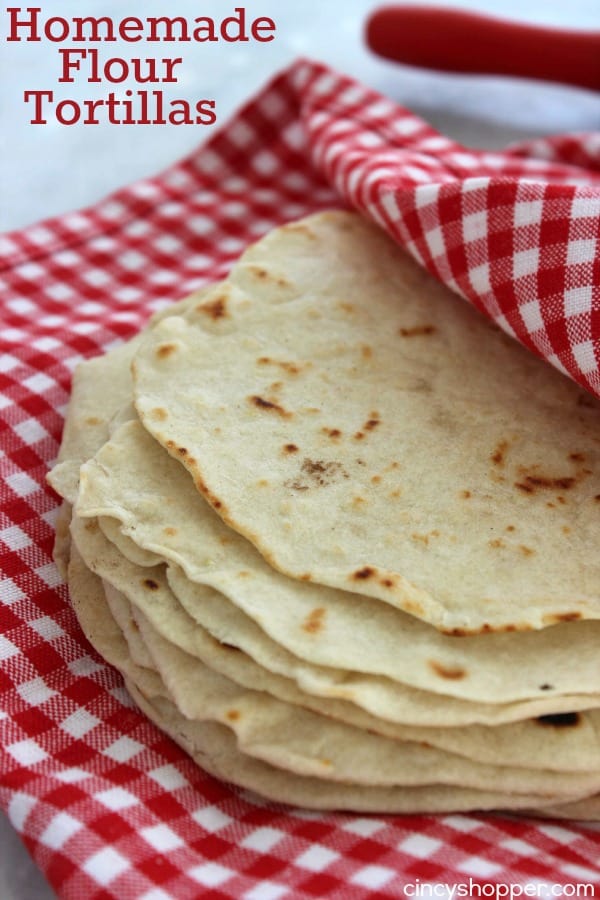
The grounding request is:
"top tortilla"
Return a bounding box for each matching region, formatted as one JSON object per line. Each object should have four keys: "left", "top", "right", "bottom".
{"left": 131, "top": 211, "right": 600, "bottom": 633}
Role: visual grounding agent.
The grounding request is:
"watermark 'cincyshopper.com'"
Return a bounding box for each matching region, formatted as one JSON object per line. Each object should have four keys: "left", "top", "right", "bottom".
{"left": 403, "top": 880, "right": 595, "bottom": 898}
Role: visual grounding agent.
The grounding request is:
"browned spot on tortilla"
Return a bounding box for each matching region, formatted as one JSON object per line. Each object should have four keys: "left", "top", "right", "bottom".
{"left": 85, "top": 416, "right": 102, "bottom": 426}
{"left": 164, "top": 527, "right": 177, "bottom": 537}
{"left": 399, "top": 324, "right": 436, "bottom": 337}
{"left": 237, "top": 571, "right": 250, "bottom": 578}
{"left": 412, "top": 530, "right": 439, "bottom": 546}
{"left": 561, "top": 525, "right": 571, "bottom": 535}
{"left": 380, "top": 577, "right": 395, "bottom": 588}
{"left": 257, "top": 356, "right": 305, "bottom": 376}
{"left": 193, "top": 473, "right": 224, "bottom": 511}
{"left": 352, "top": 496, "right": 366, "bottom": 507}
{"left": 594, "top": 494, "right": 600, "bottom": 502}
{"left": 142, "top": 579, "right": 159, "bottom": 591}
{"left": 491, "top": 440, "right": 509, "bottom": 467}
{"left": 303, "top": 607, "right": 326, "bottom": 634}
{"left": 515, "top": 475, "right": 576, "bottom": 493}
{"left": 156, "top": 342, "right": 177, "bottom": 359}
{"left": 283, "top": 443, "right": 299, "bottom": 454}
{"left": 519, "top": 545, "right": 534, "bottom": 556}
{"left": 84, "top": 520, "right": 99, "bottom": 532}
{"left": 371, "top": 475, "right": 382, "bottom": 484}
{"left": 460, "top": 490, "right": 471, "bottom": 499}
{"left": 354, "top": 432, "right": 365, "bottom": 440}
{"left": 226, "top": 709, "right": 241, "bottom": 721}
{"left": 337, "top": 302, "right": 355, "bottom": 314}
{"left": 361, "top": 344, "right": 373, "bottom": 359}
{"left": 539, "top": 683, "right": 554, "bottom": 691}
{"left": 356, "top": 459, "right": 366, "bottom": 466}
{"left": 489, "top": 538, "right": 505, "bottom": 549}
{"left": 176, "top": 446, "right": 188, "bottom": 457}
{"left": 299, "top": 573, "right": 312, "bottom": 582}
{"left": 428, "top": 660, "right": 466, "bottom": 680}
{"left": 197, "top": 295, "right": 228, "bottom": 319}
{"left": 549, "top": 611, "right": 582, "bottom": 623}
{"left": 285, "top": 458, "right": 349, "bottom": 491}
{"left": 569, "top": 452, "right": 586, "bottom": 463}
{"left": 353, "top": 566, "right": 375, "bottom": 580}
{"left": 269, "top": 381, "right": 283, "bottom": 392}
{"left": 364, "top": 417, "right": 380, "bottom": 432}
{"left": 506, "top": 525, "right": 515, "bottom": 532}
{"left": 151, "top": 407, "right": 168, "bottom": 421}
{"left": 321, "top": 427, "right": 342, "bottom": 439}
{"left": 257, "top": 479, "right": 269, "bottom": 488}
{"left": 248, "top": 395, "right": 291, "bottom": 417}
{"left": 537, "top": 712, "right": 580, "bottom": 727}
{"left": 389, "top": 488, "right": 402, "bottom": 499}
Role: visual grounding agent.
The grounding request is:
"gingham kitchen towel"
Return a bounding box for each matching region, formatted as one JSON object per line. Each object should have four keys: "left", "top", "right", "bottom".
{"left": 1, "top": 59, "right": 599, "bottom": 899}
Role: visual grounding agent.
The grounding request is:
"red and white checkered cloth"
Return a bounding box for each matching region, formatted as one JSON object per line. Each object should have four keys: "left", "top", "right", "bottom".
{"left": 1, "top": 59, "right": 600, "bottom": 899}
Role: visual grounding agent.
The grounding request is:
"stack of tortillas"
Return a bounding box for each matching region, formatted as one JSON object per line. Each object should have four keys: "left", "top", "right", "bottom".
{"left": 48, "top": 211, "right": 600, "bottom": 818}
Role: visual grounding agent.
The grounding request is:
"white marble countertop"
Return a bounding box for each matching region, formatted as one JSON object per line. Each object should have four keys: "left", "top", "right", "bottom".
{"left": 1, "top": 1, "right": 599, "bottom": 896}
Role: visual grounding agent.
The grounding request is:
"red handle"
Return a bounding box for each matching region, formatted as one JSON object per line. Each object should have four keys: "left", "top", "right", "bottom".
{"left": 366, "top": 6, "right": 600, "bottom": 91}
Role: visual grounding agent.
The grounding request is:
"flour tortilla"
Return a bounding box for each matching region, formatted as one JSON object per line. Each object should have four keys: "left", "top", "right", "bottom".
{"left": 132, "top": 211, "right": 600, "bottom": 634}
{"left": 75, "top": 418, "right": 600, "bottom": 705}
{"left": 70, "top": 512, "right": 600, "bottom": 759}
{"left": 47, "top": 287, "right": 213, "bottom": 504}
{"left": 68, "top": 542, "right": 573, "bottom": 814}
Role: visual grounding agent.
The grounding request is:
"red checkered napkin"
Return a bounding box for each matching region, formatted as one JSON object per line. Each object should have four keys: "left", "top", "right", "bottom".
{"left": 1, "top": 59, "right": 600, "bottom": 899}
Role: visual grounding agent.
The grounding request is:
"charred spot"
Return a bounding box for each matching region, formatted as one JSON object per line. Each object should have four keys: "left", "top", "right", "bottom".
{"left": 142, "top": 579, "right": 159, "bottom": 591}
{"left": 156, "top": 342, "right": 177, "bottom": 359}
{"left": 285, "top": 458, "right": 349, "bottom": 491}
{"left": 380, "top": 577, "right": 395, "bottom": 588}
{"left": 257, "top": 356, "right": 303, "bottom": 375}
{"left": 356, "top": 459, "right": 366, "bottom": 466}
{"left": 568, "top": 452, "right": 586, "bottom": 463}
{"left": 537, "top": 712, "right": 580, "bottom": 728}
{"left": 428, "top": 660, "right": 467, "bottom": 680}
{"left": 283, "top": 443, "right": 299, "bottom": 454}
{"left": 322, "top": 427, "right": 342, "bottom": 439}
{"left": 177, "top": 446, "right": 188, "bottom": 457}
{"left": 515, "top": 475, "right": 576, "bottom": 493}
{"left": 594, "top": 495, "right": 600, "bottom": 502}
{"left": 398, "top": 324, "right": 436, "bottom": 337}
{"left": 539, "top": 684, "right": 554, "bottom": 691}
{"left": 364, "top": 418, "right": 380, "bottom": 431}
{"left": 198, "top": 296, "right": 228, "bottom": 320}
{"left": 553, "top": 611, "right": 582, "bottom": 623}
{"left": 353, "top": 566, "right": 375, "bottom": 580}
{"left": 303, "top": 607, "right": 326, "bottom": 634}
{"left": 248, "top": 395, "right": 290, "bottom": 417}
{"left": 194, "top": 474, "right": 223, "bottom": 511}
{"left": 491, "top": 440, "right": 509, "bottom": 467}
{"left": 460, "top": 490, "right": 471, "bottom": 499}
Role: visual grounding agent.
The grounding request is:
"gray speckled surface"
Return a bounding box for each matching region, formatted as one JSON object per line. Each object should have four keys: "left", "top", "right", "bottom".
{"left": 1, "top": 1, "right": 599, "bottom": 896}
